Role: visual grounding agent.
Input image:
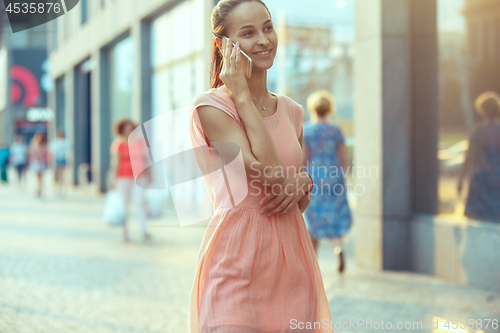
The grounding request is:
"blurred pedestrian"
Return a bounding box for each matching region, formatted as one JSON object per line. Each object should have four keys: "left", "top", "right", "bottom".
{"left": 108, "top": 118, "right": 152, "bottom": 242}
{"left": 302, "top": 90, "right": 352, "bottom": 273}
{"left": 0, "top": 143, "right": 9, "bottom": 184}
{"left": 49, "top": 130, "right": 69, "bottom": 197}
{"left": 457, "top": 91, "right": 500, "bottom": 223}
{"left": 29, "top": 132, "right": 48, "bottom": 198}
{"left": 10, "top": 135, "right": 28, "bottom": 188}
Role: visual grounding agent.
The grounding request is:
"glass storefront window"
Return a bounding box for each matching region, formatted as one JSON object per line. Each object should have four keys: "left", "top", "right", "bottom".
{"left": 437, "top": 0, "right": 500, "bottom": 223}
{"left": 55, "top": 76, "right": 65, "bottom": 131}
{"left": 81, "top": 0, "right": 89, "bottom": 25}
{"left": 109, "top": 36, "right": 134, "bottom": 141}
{"left": 265, "top": 0, "right": 356, "bottom": 204}
{"left": 265, "top": 0, "right": 355, "bottom": 122}
{"left": 151, "top": 0, "right": 206, "bottom": 117}
{"left": 150, "top": 0, "right": 209, "bottom": 213}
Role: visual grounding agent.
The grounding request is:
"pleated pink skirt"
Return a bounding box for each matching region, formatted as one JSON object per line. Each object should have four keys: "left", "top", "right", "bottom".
{"left": 189, "top": 206, "right": 334, "bottom": 333}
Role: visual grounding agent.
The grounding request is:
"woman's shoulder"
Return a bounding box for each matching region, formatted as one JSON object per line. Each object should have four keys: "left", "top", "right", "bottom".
{"left": 470, "top": 121, "right": 500, "bottom": 142}
{"left": 469, "top": 122, "right": 489, "bottom": 138}
{"left": 110, "top": 138, "right": 125, "bottom": 152}
{"left": 190, "top": 88, "right": 241, "bottom": 124}
{"left": 274, "top": 93, "right": 304, "bottom": 123}
{"left": 191, "top": 88, "right": 215, "bottom": 104}
{"left": 329, "top": 123, "right": 346, "bottom": 138}
{"left": 191, "top": 88, "right": 231, "bottom": 106}
{"left": 330, "top": 122, "right": 343, "bottom": 130}
{"left": 276, "top": 93, "right": 303, "bottom": 110}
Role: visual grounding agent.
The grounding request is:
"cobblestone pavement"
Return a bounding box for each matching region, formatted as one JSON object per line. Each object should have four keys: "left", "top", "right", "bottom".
{"left": 0, "top": 173, "right": 499, "bottom": 333}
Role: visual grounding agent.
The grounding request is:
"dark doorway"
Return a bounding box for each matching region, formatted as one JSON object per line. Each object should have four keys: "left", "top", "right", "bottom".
{"left": 73, "top": 60, "right": 93, "bottom": 185}
{"left": 55, "top": 76, "right": 65, "bottom": 131}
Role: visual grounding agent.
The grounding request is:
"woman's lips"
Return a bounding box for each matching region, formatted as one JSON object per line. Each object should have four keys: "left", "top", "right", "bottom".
{"left": 253, "top": 48, "right": 272, "bottom": 58}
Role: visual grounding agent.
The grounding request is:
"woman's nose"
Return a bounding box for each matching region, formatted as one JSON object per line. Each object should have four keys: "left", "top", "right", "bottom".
{"left": 256, "top": 33, "right": 270, "bottom": 46}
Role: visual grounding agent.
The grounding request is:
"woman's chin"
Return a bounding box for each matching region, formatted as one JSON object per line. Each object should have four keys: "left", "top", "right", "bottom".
{"left": 252, "top": 58, "right": 275, "bottom": 72}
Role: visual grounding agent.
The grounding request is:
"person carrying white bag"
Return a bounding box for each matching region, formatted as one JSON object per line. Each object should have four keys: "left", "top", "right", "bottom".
{"left": 102, "top": 190, "right": 126, "bottom": 226}
{"left": 107, "top": 118, "right": 153, "bottom": 242}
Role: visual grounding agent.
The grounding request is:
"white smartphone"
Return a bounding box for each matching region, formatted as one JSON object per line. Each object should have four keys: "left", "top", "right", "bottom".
{"left": 221, "top": 37, "right": 253, "bottom": 79}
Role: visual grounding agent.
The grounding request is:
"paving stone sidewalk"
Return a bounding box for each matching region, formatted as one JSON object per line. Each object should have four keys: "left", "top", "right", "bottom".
{"left": 0, "top": 175, "right": 499, "bottom": 333}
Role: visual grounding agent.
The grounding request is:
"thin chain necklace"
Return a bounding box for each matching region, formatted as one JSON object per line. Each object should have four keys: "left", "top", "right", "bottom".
{"left": 251, "top": 93, "right": 269, "bottom": 111}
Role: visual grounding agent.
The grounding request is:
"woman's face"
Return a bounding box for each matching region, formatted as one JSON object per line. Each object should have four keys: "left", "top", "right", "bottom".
{"left": 225, "top": 2, "right": 278, "bottom": 72}
{"left": 122, "top": 123, "right": 135, "bottom": 137}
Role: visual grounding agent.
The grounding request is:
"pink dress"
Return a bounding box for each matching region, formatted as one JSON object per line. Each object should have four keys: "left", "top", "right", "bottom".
{"left": 188, "top": 88, "right": 333, "bottom": 333}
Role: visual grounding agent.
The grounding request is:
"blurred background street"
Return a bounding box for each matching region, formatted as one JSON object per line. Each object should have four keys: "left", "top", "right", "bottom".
{"left": 1, "top": 175, "right": 499, "bottom": 332}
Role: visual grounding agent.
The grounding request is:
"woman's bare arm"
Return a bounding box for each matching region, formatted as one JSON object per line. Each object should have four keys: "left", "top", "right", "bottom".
{"left": 196, "top": 100, "right": 309, "bottom": 189}
{"left": 108, "top": 139, "right": 120, "bottom": 189}
{"left": 197, "top": 100, "right": 311, "bottom": 215}
{"left": 298, "top": 128, "right": 311, "bottom": 213}
{"left": 301, "top": 132, "right": 309, "bottom": 168}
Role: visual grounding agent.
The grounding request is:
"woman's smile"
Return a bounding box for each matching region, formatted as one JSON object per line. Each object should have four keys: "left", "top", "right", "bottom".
{"left": 253, "top": 48, "right": 272, "bottom": 57}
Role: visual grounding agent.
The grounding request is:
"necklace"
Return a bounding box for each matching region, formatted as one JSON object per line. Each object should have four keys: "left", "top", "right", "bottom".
{"left": 251, "top": 93, "right": 269, "bottom": 111}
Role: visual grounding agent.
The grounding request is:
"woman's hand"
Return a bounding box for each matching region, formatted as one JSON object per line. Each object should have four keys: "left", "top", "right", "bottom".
{"left": 260, "top": 172, "right": 312, "bottom": 216}
{"left": 219, "top": 39, "right": 251, "bottom": 99}
{"left": 298, "top": 191, "right": 311, "bottom": 213}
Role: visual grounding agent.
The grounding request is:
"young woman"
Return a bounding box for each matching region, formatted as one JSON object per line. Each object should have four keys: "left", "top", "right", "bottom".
{"left": 302, "top": 91, "right": 352, "bottom": 273}
{"left": 28, "top": 132, "right": 48, "bottom": 198}
{"left": 108, "top": 118, "right": 152, "bottom": 242}
{"left": 50, "top": 130, "right": 69, "bottom": 197}
{"left": 188, "top": 1, "right": 333, "bottom": 332}
{"left": 457, "top": 91, "right": 500, "bottom": 223}
{"left": 10, "top": 135, "right": 28, "bottom": 188}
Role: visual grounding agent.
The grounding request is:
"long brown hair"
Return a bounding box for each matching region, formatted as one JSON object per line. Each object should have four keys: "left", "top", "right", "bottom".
{"left": 210, "top": 0, "right": 271, "bottom": 88}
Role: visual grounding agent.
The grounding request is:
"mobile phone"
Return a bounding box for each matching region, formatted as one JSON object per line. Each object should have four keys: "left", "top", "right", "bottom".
{"left": 221, "top": 37, "right": 253, "bottom": 79}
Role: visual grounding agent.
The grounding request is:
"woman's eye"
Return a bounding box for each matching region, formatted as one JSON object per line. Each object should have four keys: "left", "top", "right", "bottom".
{"left": 243, "top": 31, "right": 252, "bottom": 36}
{"left": 266, "top": 26, "right": 274, "bottom": 31}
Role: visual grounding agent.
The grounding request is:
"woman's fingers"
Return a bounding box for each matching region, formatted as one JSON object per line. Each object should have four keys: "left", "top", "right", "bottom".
{"left": 261, "top": 192, "right": 287, "bottom": 212}
{"left": 224, "top": 38, "right": 233, "bottom": 70}
{"left": 276, "top": 200, "right": 296, "bottom": 216}
{"left": 260, "top": 191, "right": 277, "bottom": 207}
{"left": 220, "top": 51, "right": 227, "bottom": 73}
{"left": 235, "top": 44, "right": 241, "bottom": 69}
{"left": 230, "top": 42, "right": 238, "bottom": 70}
{"left": 222, "top": 39, "right": 244, "bottom": 77}
{"left": 266, "top": 197, "right": 294, "bottom": 216}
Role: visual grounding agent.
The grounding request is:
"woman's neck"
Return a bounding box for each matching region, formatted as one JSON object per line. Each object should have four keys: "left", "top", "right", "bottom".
{"left": 246, "top": 69, "right": 270, "bottom": 101}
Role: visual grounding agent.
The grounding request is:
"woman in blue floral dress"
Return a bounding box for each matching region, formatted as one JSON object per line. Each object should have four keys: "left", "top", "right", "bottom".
{"left": 458, "top": 91, "right": 500, "bottom": 223}
{"left": 302, "top": 90, "right": 352, "bottom": 273}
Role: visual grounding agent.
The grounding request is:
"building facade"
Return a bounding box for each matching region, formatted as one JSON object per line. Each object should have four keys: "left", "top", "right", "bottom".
{"left": 463, "top": 0, "right": 500, "bottom": 121}
{"left": 0, "top": 10, "right": 49, "bottom": 146}
{"left": 47, "top": 0, "right": 214, "bottom": 215}
{"left": 355, "top": 0, "right": 499, "bottom": 291}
